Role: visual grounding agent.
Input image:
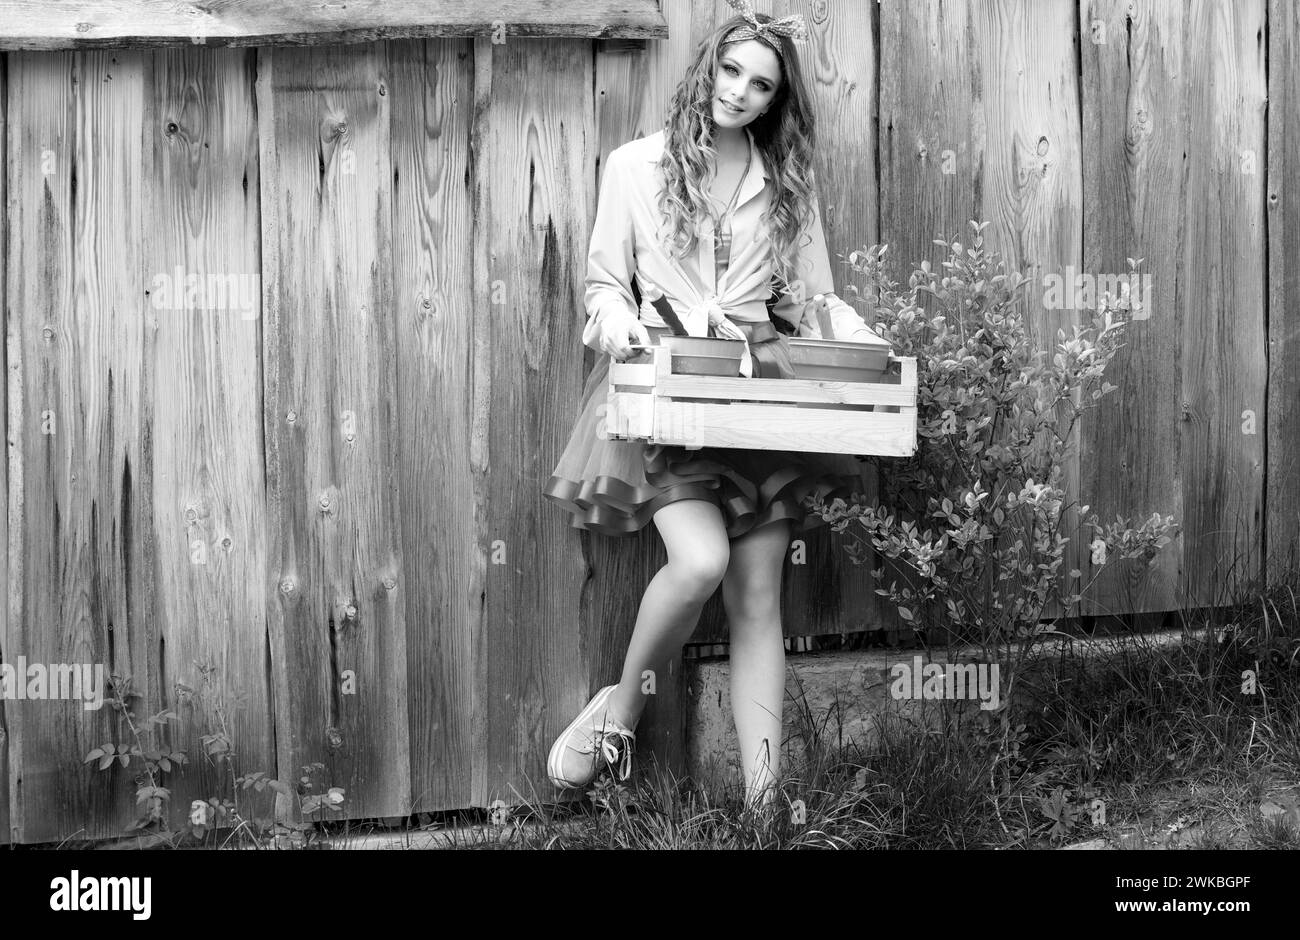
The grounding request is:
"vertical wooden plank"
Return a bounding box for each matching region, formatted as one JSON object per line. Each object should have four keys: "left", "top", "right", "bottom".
{"left": 7, "top": 50, "right": 157, "bottom": 842}
{"left": 1180, "top": 0, "right": 1267, "bottom": 606}
{"left": 879, "top": 0, "right": 978, "bottom": 276}
{"left": 1267, "top": 0, "right": 1300, "bottom": 585}
{"left": 0, "top": 48, "right": 10, "bottom": 845}
{"left": 388, "top": 37, "right": 479, "bottom": 811}
{"left": 147, "top": 47, "right": 273, "bottom": 828}
{"left": 1080, "top": 0, "right": 1186, "bottom": 616}
{"left": 257, "top": 44, "right": 411, "bottom": 821}
{"left": 971, "top": 0, "right": 1085, "bottom": 623}
{"left": 472, "top": 34, "right": 591, "bottom": 805}
{"left": 878, "top": 0, "right": 978, "bottom": 641}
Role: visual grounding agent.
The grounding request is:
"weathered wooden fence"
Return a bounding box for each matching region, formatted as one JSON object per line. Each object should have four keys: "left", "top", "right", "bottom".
{"left": 1, "top": 0, "right": 1296, "bottom": 843}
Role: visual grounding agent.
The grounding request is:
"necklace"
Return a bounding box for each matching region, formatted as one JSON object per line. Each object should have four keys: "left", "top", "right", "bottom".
{"left": 712, "top": 144, "right": 752, "bottom": 275}
{"left": 714, "top": 143, "right": 753, "bottom": 224}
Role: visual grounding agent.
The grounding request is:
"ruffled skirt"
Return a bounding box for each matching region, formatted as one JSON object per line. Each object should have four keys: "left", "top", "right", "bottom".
{"left": 543, "top": 346, "right": 867, "bottom": 540}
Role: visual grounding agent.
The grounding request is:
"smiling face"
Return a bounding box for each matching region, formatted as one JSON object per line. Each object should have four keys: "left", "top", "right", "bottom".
{"left": 712, "top": 39, "right": 782, "bottom": 130}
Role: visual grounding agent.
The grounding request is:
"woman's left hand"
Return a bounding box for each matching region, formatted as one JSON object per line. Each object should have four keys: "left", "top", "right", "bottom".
{"left": 816, "top": 293, "right": 887, "bottom": 344}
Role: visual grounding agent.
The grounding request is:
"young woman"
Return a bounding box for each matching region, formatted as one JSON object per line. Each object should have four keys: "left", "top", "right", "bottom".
{"left": 542, "top": 0, "right": 884, "bottom": 810}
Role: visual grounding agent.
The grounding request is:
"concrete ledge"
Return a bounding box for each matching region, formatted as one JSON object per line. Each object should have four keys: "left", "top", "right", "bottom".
{"left": 684, "top": 628, "right": 1201, "bottom": 793}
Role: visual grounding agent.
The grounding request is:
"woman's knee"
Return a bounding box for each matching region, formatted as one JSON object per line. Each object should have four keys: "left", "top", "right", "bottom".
{"left": 722, "top": 519, "right": 792, "bottom": 621}
{"left": 653, "top": 499, "right": 730, "bottom": 598}
{"left": 664, "top": 546, "right": 730, "bottom": 598}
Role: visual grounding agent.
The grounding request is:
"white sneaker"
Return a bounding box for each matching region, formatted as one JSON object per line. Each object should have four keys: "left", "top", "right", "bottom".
{"left": 547, "top": 685, "right": 636, "bottom": 789}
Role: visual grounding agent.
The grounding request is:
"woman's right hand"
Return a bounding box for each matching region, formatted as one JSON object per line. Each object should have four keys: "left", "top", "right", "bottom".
{"left": 598, "top": 310, "right": 651, "bottom": 361}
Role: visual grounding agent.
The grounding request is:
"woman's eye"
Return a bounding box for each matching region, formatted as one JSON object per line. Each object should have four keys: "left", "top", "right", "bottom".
{"left": 722, "top": 63, "right": 768, "bottom": 90}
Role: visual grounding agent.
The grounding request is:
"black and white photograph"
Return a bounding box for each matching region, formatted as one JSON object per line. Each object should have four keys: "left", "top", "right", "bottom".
{"left": 0, "top": 0, "right": 1293, "bottom": 918}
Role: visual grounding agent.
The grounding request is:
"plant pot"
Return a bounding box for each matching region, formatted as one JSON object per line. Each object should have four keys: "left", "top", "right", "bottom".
{"left": 629, "top": 335, "right": 747, "bottom": 376}
{"left": 787, "top": 337, "right": 891, "bottom": 382}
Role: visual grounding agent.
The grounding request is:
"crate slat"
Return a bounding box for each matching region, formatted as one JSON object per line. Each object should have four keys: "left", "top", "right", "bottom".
{"left": 657, "top": 374, "right": 915, "bottom": 406}
{"left": 651, "top": 401, "right": 917, "bottom": 455}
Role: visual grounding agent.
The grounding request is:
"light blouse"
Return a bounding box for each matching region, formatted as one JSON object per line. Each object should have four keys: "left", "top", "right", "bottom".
{"left": 581, "top": 126, "right": 881, "bottom": 353}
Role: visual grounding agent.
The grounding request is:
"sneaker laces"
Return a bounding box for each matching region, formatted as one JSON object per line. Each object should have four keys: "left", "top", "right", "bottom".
{"left": 581, "top": 721, "right": 635, "bottom": 782}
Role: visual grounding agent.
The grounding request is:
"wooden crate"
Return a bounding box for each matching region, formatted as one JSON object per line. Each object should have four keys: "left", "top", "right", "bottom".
{"left": 604, "top": 345, "right": 918, "bottom": 457}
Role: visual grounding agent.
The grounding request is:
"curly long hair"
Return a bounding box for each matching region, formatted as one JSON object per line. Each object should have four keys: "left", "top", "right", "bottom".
{"left": 654, "top": 13, "right": 819, "bottom": 293}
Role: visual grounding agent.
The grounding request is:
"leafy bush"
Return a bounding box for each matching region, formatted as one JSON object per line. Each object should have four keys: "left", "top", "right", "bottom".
{"left": 808, "top": 221, "right": 1177, "bottom": 702}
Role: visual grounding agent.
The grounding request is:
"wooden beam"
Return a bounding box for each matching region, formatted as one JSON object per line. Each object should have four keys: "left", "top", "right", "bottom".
{"left": 0, "top": 0, "right": 669, "bottom": 50}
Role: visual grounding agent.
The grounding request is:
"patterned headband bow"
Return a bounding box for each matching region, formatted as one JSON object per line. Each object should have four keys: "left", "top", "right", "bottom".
{"left": 723, "top": 0, "right": 809, "bottom": 43}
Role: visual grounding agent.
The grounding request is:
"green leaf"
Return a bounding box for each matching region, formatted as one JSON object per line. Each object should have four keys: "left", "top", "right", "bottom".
{"left": 84, "top": 748, "right": 105, "bottom": 764}
{"left": 898, "top": 607, "right": 914, "bottom": 622}
{"left": 118, "top": 753, "right": 130, "bottom": 768}
{"left": 98, "top": 754, "right": 114, "bottom": 771}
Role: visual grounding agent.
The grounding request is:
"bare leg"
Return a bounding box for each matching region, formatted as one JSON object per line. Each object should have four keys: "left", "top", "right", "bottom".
{"left": 604, "top": 499, "right": 730, "bottom": 731}
{"left": 721, "top": 517, "right": 793, "bottom": 810}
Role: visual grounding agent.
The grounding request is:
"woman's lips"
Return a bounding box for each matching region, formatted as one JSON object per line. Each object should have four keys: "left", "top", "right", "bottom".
{"left": 720, "top": 100, "right": 744, "bottom": 114}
